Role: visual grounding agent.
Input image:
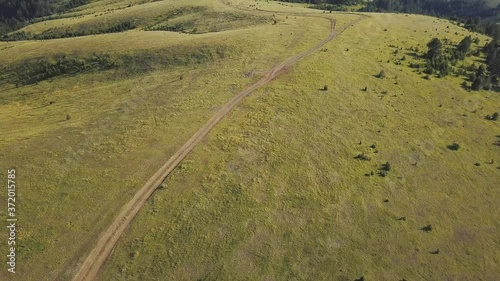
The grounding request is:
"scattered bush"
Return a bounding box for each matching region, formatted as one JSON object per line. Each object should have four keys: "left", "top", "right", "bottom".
{"left": 378, "top": 170, "right": 388, "bottom": 177}
{"left": 355, "top": 153, "right": 371, "bottom": 161}
{"left": 447, "top": 142, "right": 460, "bottom": 150}
{"left": 486, "top": 112, "right": 499, "bottom": 121}
{"left": 409, "top": 62, "right": 422, "bottom": 69}
{"left": 377, "top": 162, "right": 391, "bottom": 177}
{"left": 381, "top": 162, "right": 391, "bottom": 171}
{"left": 421, "top": 224, "right": 433, "bottom": 232}
{"left": 495, "top": 136, "right": 500, "bottom": 147}
{"left": 376, "top": 70, "right": 386, "bottom": 78}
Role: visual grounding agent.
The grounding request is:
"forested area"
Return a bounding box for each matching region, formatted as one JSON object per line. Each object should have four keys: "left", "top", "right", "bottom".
{"left": 279, "top": 0, "right": 364, "bottom": 5}
{"left": 0, "top": 0, "right": 89, "bottom": 34}
{"left": 361, "top": 0, "right": 500, "bottom": 39}
{"left": 362, "top": 0, "right": 498, "bottom": 17}
{"left": 279, "top": 0, "right": 500, "bottom": 40}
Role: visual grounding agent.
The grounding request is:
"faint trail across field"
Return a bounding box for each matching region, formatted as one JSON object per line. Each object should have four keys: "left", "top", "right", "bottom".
{"left": 72, "top": 4, "right": 366, "bottom": 281}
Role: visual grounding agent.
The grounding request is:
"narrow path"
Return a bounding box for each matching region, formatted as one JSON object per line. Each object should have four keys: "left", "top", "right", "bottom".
{"left": 72, "top": 3, "right": 366, "bottom": 281}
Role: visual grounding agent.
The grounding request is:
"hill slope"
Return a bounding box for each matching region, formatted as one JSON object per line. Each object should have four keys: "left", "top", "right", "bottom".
{"left": 0, "top": 0, "right": 499, "bottom": 280}
{"left": 100, "top": 2, "right": 499, "bottom": 281}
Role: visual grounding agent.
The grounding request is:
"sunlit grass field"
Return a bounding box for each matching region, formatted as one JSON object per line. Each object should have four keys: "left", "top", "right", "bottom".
{"left": 101, "top": 5, "right": 499, "bottom": 281}
{"left": 0, "top": 0, "right": 499, "bottom": 280}
{"left": 0, "top": 1, "right": 356, "bottom": 280}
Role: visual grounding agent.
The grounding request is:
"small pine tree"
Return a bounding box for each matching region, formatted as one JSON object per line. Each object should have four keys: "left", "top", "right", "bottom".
{"left": 382, "top": 162, "right": 391, "bottom": 171}
{"left": 377, "top": 70, "right": 386, "bottom": 78}
{"left": 426, "top": 38, "right": 443, "bottom": 60}
{"left": 472, "top": 76, "right": 483, "bottom": 90}
{"left": 493, "top": 112, "right": 499, "bottom": 121}
{"left": 476, "top": 65, "right": 486, "bottom": 78}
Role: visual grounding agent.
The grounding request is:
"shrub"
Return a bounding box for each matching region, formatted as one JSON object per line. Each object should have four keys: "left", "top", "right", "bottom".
{"left": 355, "top": 153, "right": 371, "bottom": 161}
{"left": 376, "top": 70, "right": 386, "bottom": 78}
{"left": 377, "top": 162, "right": 391, "bottom": 177}
{"left": 447, "top": 142, "right": 460, "bottom": 150}
{"left": 409, "top": 62, "right": 421, "bottom": 69}
{"left": 381, "top": 162, "right": 391, "bottom": 171}
{"left": 323, "top": 85, "right": 328, "bottom": 91}
{"left": 421, "top": 224, "right": 433, "bottom": 232}
{"left": 486, "top": 112, "right": 499, "bottom": 121}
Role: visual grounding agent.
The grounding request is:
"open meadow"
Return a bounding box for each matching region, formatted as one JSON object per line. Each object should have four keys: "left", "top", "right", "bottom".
{"left": 0, "top": 0, "right": 499, "bottom": 280}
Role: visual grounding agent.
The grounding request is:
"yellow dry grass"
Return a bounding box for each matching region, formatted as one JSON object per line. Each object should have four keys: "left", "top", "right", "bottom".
{"left": 100, "top": 8, "right": 500, "bottom": 281}
{"left": 0, "top": 0, "right": 499, "bottom": 280}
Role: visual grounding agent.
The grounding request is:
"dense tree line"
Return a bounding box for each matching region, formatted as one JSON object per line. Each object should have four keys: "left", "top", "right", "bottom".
{"left": 278, "top": 0, "right": 364, "bottom": 5}
{"left": 0, "top": 0, "right": 52, "bottom": 22}
{"left": 359, "top": 0, "right": 500, "bottom": 40}
{"left": 280, "top": 0, "right": 500, "bottom": 40}
{"left": 362, "top": 0, "right": 497, "bottom": 17}
{"left": 0, "top": 0, "right": 89, "bottom": 34}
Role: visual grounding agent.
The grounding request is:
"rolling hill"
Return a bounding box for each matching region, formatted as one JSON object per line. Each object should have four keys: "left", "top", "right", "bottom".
{"left": 0, "top": 0, "right": 499, "bottom": 280}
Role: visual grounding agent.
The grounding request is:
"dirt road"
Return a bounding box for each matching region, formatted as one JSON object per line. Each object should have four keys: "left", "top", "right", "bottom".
{"left": 72, "top": 5, "right": 365, "bottom": 281}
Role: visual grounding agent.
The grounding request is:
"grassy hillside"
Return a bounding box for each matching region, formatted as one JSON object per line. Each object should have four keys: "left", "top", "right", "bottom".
{"left": 100, "top": 2, "right": 500, "bottom": 281}
{"left": 0, "top": 0, "right": 499, "bottom": 280}
{"left": 2, "top": 0, "right": 270, "bottom": 40}
{"left": 0, "top": 0, "right": 354, "bottom": 280}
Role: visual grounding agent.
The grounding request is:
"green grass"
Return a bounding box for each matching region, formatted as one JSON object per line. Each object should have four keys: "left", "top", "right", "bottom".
{"left": 5, "top": 0, "right": 270, "bottom": 40}
{"left": 0, "top": 1, "right": 343, "bottom": 280}
{"left": 100, "top": 9, "right": 500, "bottom": 281}
{"left": 1, "top": 0, "right": 499, "bottom": 280}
